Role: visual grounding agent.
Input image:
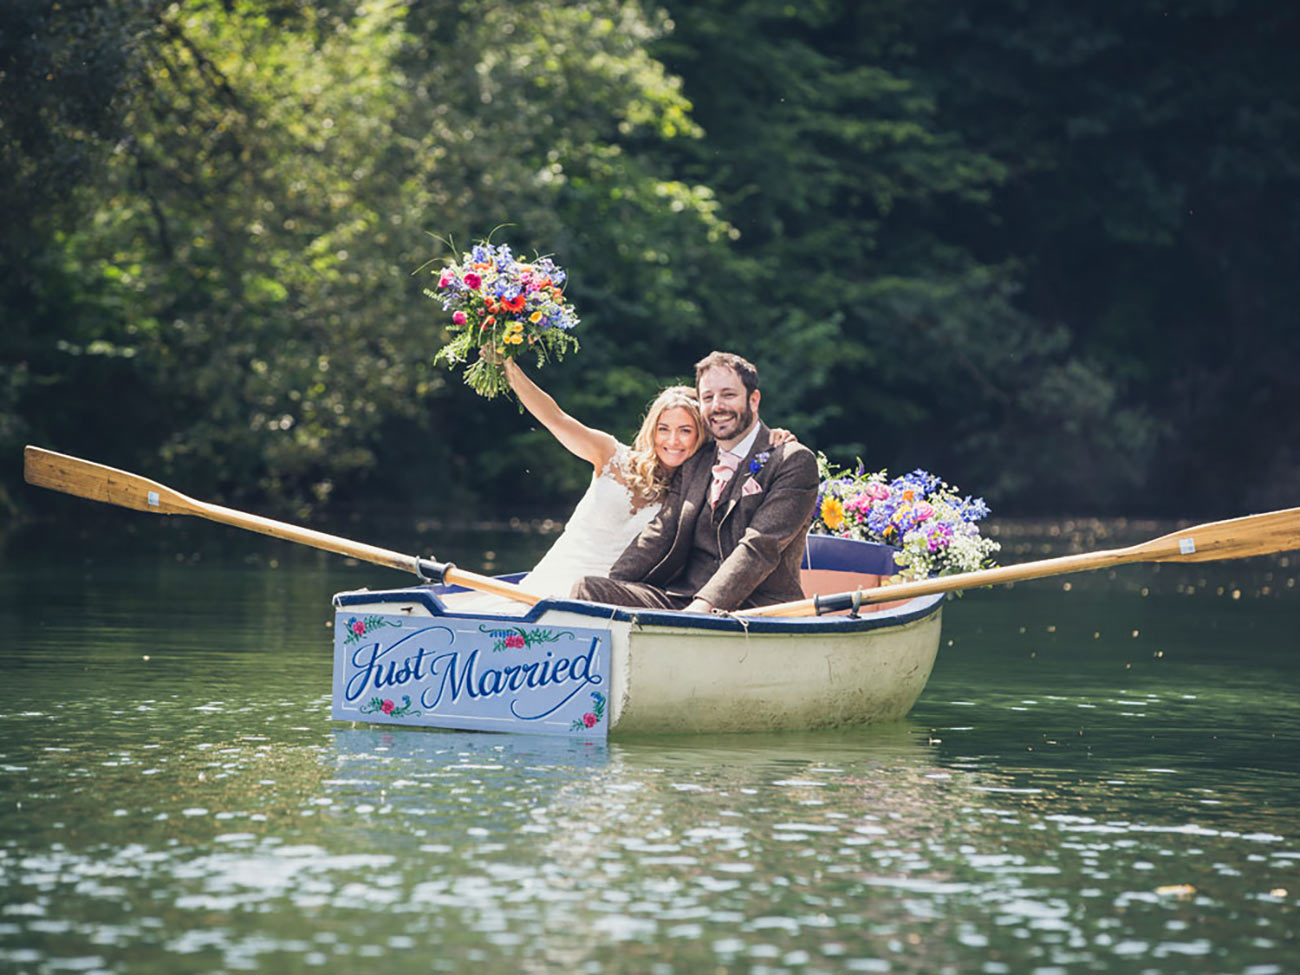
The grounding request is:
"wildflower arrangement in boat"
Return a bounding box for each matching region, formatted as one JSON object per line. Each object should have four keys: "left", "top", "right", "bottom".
{"left": 427, "top": 239, "right": 580, "bottom": 398}
{"left": 812, "top": 455, "right": 1000, "bottom": 581}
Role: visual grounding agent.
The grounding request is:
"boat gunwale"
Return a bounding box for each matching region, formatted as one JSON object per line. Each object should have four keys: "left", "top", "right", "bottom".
{"left": 333, "top": 583, "right": 945, "bottom": 634}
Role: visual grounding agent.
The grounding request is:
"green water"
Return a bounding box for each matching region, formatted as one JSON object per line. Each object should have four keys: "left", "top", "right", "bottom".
{"left": 1, "top": 515, "right": 1297, "bottom": 974}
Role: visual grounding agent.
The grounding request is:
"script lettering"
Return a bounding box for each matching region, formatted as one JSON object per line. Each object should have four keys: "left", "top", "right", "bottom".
{"left": 344, "top": 627, "right": 449, "bottom": 702}
{"left": 510, "top": 638, "right": 604, "bottom": 721}
{"left": 419, "top": 640, "right": 604, "bottom": 722}
{"left": 334, "top": 612, "right": 612, "bottom": 736}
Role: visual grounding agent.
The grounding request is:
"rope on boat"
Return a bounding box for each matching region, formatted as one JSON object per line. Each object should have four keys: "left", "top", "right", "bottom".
{"left": 729, "top": 609, "right": 753, "bottom": 639}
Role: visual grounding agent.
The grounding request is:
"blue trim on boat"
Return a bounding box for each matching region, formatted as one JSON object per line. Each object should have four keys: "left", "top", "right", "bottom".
{"left": 333, "top": 537, "right": 940, "bottom": 634}
{"left": 333, "top": 585, "right": 942, "bottom": 634}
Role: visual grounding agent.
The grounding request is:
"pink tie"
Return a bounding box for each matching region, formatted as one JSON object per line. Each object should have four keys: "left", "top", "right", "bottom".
{"left": 710, "top": 451, "right": 740, "bottom": 507}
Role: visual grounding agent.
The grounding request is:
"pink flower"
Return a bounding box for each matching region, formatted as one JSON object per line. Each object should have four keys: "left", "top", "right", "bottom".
{"left": 583, "top": 712, "right": 597, "bottom": 728}
{"left": 351, "top": 620, "right": 365, "bottom": 636}
{"left": 438, "top": 268, "right": 455, "bottom": 288}
{"left": 504, "top": 634, "right": 525, "bottom": 649}
{"left": 463, "top": 272, "right": 482, "bottom": 290}
{"left": 915, "top": 502, "right": 935, "bottom": 522}
{"left": 452, "top": 311, "right": 467, "bottom": 325}
{"left": 845, "top": 494, "right": 873, "bottom": 516}
{"left": 866, "top": 483, "right": 890, "bottom": 501}
{"left": 380, "top": 699, "right": 395, "bottom": 715}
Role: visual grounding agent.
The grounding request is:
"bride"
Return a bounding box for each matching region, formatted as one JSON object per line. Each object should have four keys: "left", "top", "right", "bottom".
{"left": 447, "top": 355, "right": 792, "bottom": 611}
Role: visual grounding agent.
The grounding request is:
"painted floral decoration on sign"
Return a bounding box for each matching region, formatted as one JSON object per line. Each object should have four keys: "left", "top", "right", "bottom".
{"left": 483, "top": 625, "right": 572, "bottom": 654}
{"left": 811, "top": 455, "right": 1000, "bottom": 581}
{"left": 359, "top": 695, "right": 421, "bottom": 718}
{"left": 571, "top": 691, "right": 606, "bottom": 732}
{"left": 343, "top": 615, "right": 398, "bottom": 645}
{"left": 425, "top": 237, "right": 581, "bottom": 398}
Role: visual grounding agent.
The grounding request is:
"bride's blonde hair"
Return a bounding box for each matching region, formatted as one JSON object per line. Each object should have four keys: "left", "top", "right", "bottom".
{"left": 624, "top": 385, "right": 706, "bottom": 502}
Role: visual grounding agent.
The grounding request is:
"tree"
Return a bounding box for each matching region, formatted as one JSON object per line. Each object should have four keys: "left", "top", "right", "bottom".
{"left": 0, "top": 0, "right": 149, "bottom": 516}
{"left": 654, "top": 0, "right": 1158, "bottom": 508}
{"left": 3, "top": 0, "right": 733, "bottom": 516}
{"left": 904, "top": 0, "right": 1300, "bottom": 510}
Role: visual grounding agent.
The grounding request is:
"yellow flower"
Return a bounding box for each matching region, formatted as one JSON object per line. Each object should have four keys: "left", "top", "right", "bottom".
{"left": 529, "top": 311, "right": 544, "bottom": 324}
{"left": 820, "top": 496, "right": 846, "bottom": 532}
{"left": 503, "top": 333, "right": 524, "bottom": 345}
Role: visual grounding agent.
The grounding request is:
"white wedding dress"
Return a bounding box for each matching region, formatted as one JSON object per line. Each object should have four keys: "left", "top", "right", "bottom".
{"left": 443, "top": 444, "right": 661, "bottom": 615}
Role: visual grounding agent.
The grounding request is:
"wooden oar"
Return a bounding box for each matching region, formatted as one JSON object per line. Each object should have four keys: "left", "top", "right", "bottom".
{"left": 746, "top": 507, "right": 1300, "bottom": 617}
{"left": 22, "top": 446, "right": 539, "bottom": 606}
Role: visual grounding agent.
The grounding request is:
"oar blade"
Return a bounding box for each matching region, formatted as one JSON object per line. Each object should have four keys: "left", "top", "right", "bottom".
{"left": 23, "top": 446, "right": 194, "bottom": 516}
{"left": 1140, "top": 507, "right": 1300, "bottom": 564}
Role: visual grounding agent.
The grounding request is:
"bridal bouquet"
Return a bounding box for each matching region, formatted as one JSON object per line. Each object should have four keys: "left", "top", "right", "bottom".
{"left": 811, "top": 455, "right": 1000, "bottom": 582}
{"left": 426, "top": 239, "right": 580, "bottom": 398}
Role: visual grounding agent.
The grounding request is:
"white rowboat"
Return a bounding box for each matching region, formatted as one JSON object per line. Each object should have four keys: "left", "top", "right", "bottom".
{"left": 26, "top": 448, "right": 1297, "bottom": 736}
{"left": 332, "top": 535, "right": 944, "bottom": 736}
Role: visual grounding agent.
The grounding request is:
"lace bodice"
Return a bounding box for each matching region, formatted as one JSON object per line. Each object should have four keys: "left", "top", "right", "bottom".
{"left": 517, "top": 444, "right": 660, "bottom": 596}
{"left": 446, "top": 444, "right": 660, "bottom": 614}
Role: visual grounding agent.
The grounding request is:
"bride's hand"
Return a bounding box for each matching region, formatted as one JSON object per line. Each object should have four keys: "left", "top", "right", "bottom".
{"left": 769, "top": 427, "right": 798, "bottom": 446}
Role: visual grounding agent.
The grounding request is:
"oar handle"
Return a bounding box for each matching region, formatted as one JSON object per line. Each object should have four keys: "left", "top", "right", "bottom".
{"left": 748, "top": 505, "right": 1300, "bottom": 617}
{"left": 192, "top": 496, "right": 422, "bottom": 573}
{"left": 167, "top": 495, "right": 542, "bottom": 605}
{"left": 750, "top": 547, "right": 1140, "bottom": 617}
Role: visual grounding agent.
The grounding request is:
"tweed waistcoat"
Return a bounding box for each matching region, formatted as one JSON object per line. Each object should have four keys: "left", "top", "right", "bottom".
{"left": 673, "top": 492, "right": 723, "bottom": 595}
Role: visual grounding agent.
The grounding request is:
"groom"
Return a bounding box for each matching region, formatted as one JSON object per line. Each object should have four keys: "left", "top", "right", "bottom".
{"left": 572, "top": 351, "right": 819, "bottom": 612}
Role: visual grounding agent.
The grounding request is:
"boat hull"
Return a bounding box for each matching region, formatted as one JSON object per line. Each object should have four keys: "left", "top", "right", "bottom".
{"left": 334, "top": 553, "right": 944, "bottom": 736}
{"left": 607, "top": 609, "right": 942, "bottom": 734}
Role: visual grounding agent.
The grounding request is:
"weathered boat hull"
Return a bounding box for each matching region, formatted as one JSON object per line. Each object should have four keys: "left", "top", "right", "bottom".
{"left": 607, "top": 610, "right": 942, "bottom": 734}
{"left": 332, "top": 537, "right": 945, "bottom": 736}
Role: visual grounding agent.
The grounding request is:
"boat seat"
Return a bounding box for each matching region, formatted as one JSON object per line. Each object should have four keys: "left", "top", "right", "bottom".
{"left": 799, "top": 534, "right": 903, "bottom": 612}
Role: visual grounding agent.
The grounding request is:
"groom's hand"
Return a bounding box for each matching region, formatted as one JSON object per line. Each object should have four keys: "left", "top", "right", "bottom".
{"left": 685, "top": 597, "right": 714, "bottom": 614}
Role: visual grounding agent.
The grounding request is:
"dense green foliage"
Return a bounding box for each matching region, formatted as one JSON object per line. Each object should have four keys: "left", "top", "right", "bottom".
{"left": 3, "top": 0, "right": 1296, "bottom": 521}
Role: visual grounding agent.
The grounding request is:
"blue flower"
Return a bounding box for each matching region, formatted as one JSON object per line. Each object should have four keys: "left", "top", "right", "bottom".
{"left": 749, "top": 451, "right": 771, "bottom": 475}
{"left": 905, "top": 468, "right": 941, "bottom": 494}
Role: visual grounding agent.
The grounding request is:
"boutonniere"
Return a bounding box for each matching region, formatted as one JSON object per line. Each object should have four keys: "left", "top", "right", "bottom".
{"left": 748, "top": 451, "right": 771, "bottom": 476}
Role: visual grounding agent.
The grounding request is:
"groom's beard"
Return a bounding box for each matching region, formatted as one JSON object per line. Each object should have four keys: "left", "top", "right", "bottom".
{"left": 707, "top": 403, "right": 754, "bottom": 443}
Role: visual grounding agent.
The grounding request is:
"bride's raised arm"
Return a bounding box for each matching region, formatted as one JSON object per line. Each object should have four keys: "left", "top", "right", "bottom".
{"left": 499, "top": 355, "right": 619, "bottom": 472}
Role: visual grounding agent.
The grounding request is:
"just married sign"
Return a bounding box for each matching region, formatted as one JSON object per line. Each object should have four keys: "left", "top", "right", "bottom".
{"left": 332, "top": 613, "right": 612, "bottom": 737}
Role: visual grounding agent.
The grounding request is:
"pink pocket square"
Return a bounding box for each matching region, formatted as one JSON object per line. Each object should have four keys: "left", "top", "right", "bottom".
{"left": 741, "top": 477, "right": 763, "bottom": 496}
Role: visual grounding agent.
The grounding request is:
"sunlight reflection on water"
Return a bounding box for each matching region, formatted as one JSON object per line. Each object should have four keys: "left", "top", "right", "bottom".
{"left": 1, "top": 519, "right": 1296, "bottom": 973}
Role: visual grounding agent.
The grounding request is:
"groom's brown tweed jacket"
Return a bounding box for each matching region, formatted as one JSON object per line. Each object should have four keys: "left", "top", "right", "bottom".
{"left": 607, "top": 422, "right": 819, "bottom": 610}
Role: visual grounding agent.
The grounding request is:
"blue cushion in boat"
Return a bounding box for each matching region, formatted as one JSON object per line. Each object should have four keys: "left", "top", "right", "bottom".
{"left": 800, "top": 534, "right": 901, "bottom": 575}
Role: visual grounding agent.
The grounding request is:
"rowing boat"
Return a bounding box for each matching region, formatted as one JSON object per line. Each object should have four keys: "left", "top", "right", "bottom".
{"left": 26, "top": 448, "right": 1297, "bottom": 737}
{"left": 331, "top": 534, "right": 944, "bottom": 737}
